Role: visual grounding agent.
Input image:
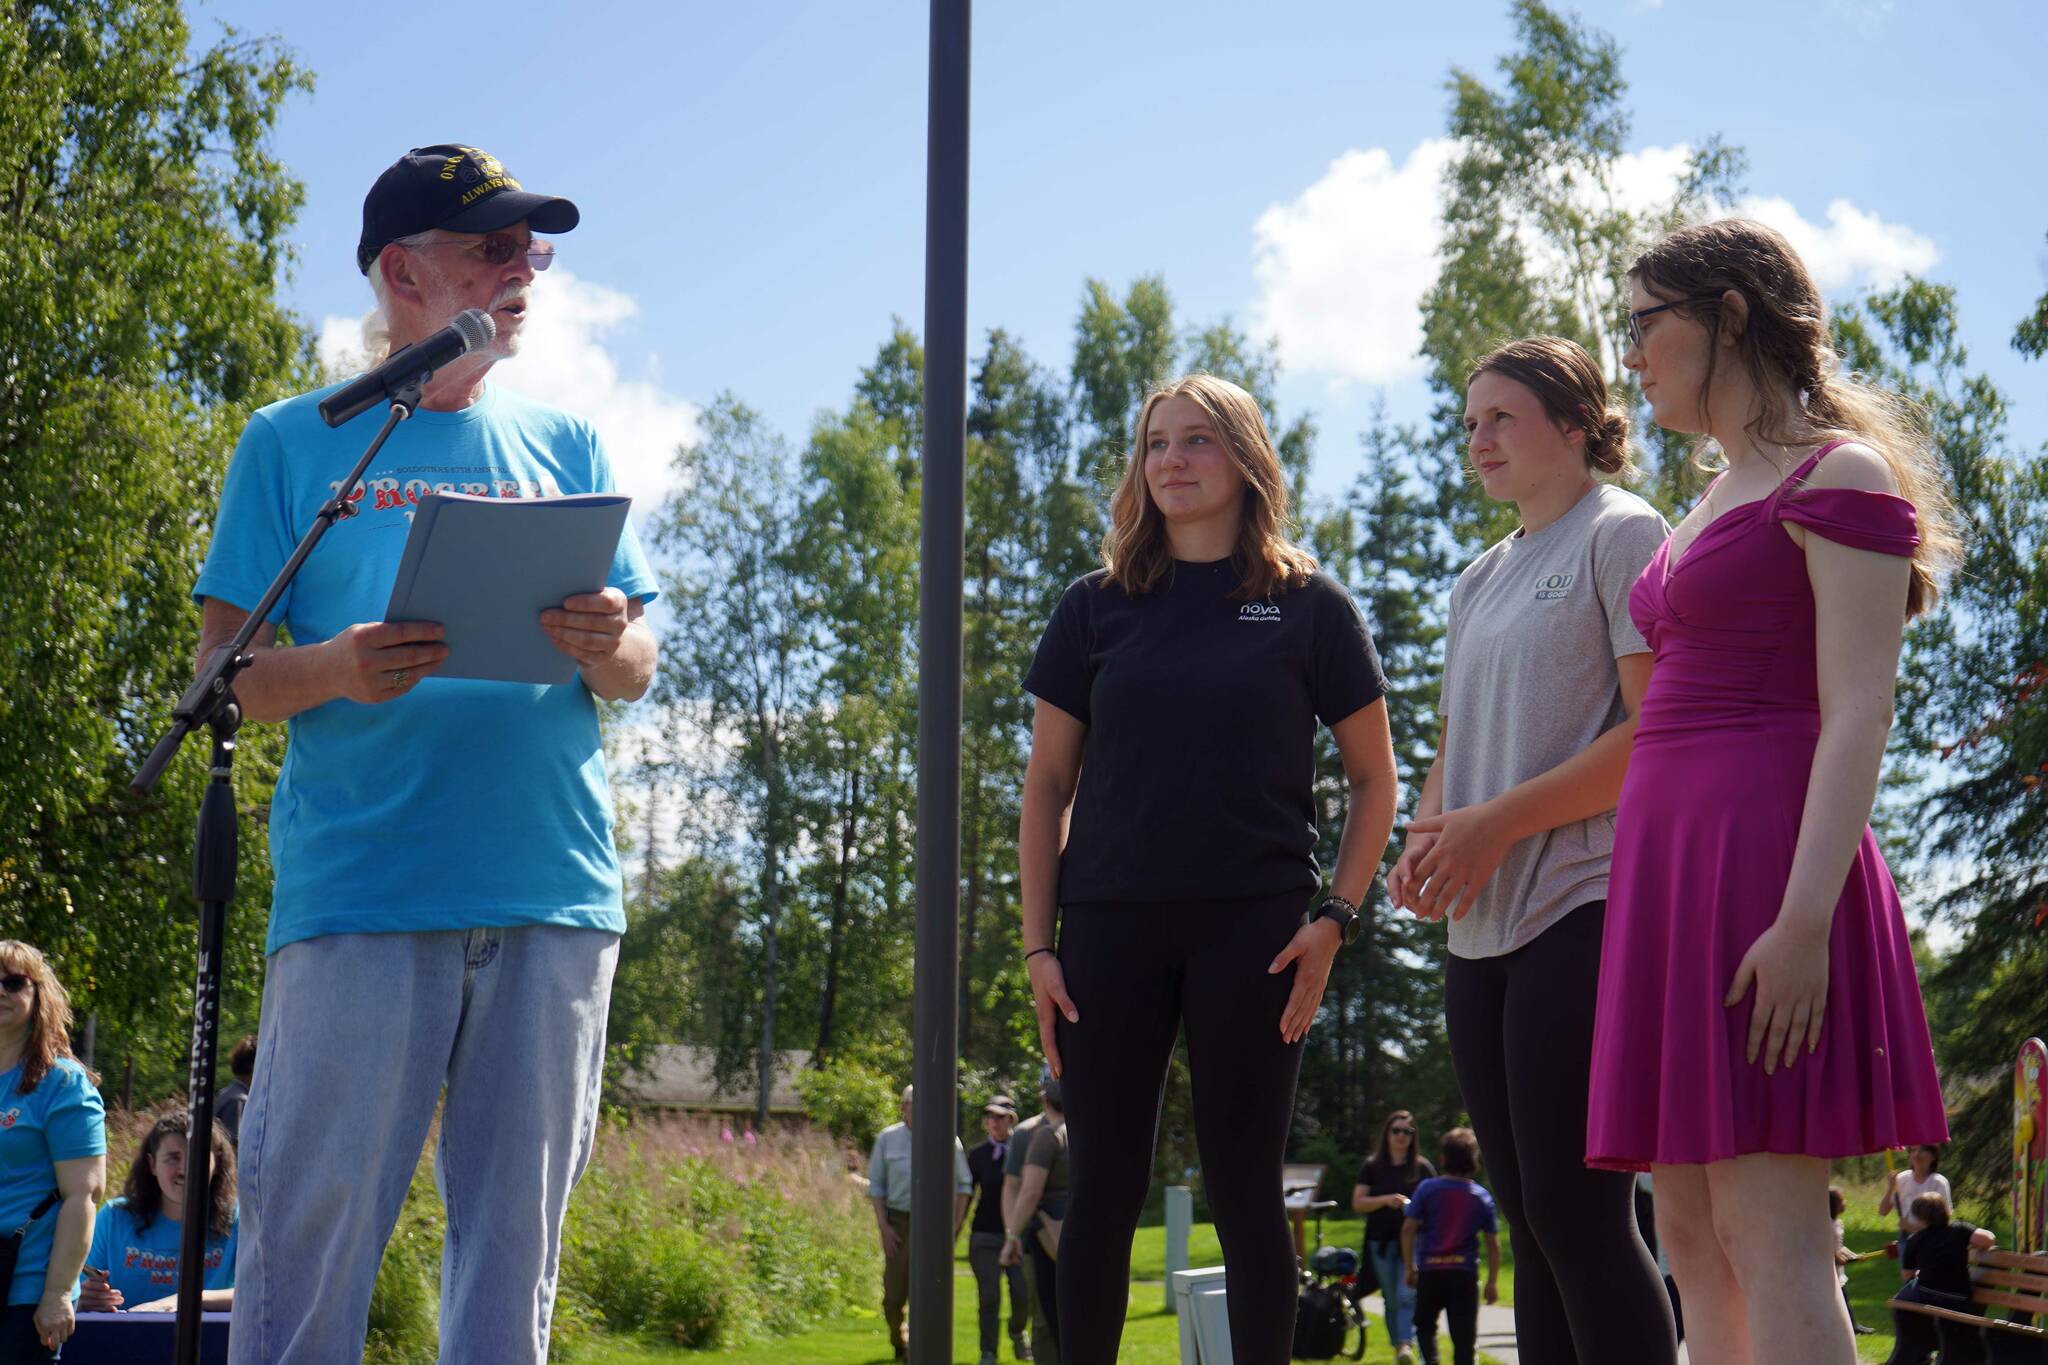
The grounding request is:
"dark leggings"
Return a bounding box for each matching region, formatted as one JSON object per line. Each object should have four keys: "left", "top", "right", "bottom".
{"left": 1054, "top": 895, "right": 1307, "bottom": 1365}
{"left": 0, "top": 1305, "right": 57, "bottom": 1364}
{"left": 1444, "top": 901, "right": 1676, "bottom": 1365}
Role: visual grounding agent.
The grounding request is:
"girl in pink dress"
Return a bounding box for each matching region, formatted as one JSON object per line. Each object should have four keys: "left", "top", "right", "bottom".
{"left": 1587, "top": 218, "right": 1961, "bottom": 1365}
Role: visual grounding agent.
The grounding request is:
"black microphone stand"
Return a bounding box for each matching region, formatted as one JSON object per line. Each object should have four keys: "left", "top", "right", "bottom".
{"left": 130, "top": 380, "right": 424, "bottom": 1365}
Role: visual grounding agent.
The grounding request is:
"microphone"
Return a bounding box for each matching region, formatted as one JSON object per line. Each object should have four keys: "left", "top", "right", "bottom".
{"left": 319, "top": 308, "right": 497, "bottom": 427}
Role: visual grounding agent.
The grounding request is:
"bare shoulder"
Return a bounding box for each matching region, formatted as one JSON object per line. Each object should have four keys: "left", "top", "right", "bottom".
{"left": 1802, "top": 440, "right": 1900, "bottom": 495}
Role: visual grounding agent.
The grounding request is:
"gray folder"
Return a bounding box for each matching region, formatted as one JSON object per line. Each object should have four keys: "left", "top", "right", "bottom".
{"left": 383, "top": 491, "right": 632, "bottom": 685}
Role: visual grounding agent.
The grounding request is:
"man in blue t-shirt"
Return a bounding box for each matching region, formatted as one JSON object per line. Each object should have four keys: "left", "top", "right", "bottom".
{"left": 1402, "top": 1127, "right": 1500, "bottom": 1365}
{"left": 192, "top": 144, "right": 658, "bottom": 1365}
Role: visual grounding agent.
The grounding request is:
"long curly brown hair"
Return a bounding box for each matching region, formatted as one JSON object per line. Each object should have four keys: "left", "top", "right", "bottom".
{"left": 1102, "top": 373, "right": 1319, "bottom": 601}
{"left": 0, "top": 940, "right": 94, "bottom": 1095}
{"left": 1629, "top": 218, "right": 1962, "bottom": 617}
{"left": 124, "top": 1109, "right": 238, "bottom": 1240}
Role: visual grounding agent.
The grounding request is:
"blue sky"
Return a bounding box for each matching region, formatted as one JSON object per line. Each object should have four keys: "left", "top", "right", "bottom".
{"left": 198, "top": 0, "right": 2048, "bottom": 516}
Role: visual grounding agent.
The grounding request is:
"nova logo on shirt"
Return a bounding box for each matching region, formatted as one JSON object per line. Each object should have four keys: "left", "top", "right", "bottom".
{"left": 1533, "top": 572, "right": 1577, "bottom": 601}
{"left": 1239, "top": 602, "right": 1282, "bottom": 623}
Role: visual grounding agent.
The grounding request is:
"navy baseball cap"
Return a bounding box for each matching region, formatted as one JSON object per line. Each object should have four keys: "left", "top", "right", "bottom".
{"left": 357, "top": 143, "right": 579, "bottom": 274}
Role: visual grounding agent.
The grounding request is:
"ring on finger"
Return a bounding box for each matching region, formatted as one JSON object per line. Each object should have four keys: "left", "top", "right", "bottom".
{"left": 390, "top": 668, "right": 411, "bottom": 688}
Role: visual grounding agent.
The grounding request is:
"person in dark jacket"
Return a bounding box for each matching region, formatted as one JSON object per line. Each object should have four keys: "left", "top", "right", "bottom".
{"left": 966, "top": 1095, "right": 1029, "bottom": 1365}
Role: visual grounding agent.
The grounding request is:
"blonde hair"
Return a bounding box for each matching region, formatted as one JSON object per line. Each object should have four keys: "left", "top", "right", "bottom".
{"left": 0, "top": 940, "right": 92, "bottom": 1094}
{"left": 1629, "top": 219, "right": 1963, "bottom": 617}
{"left": 1102, "top": 373, "right": 1318, "bottom": 600}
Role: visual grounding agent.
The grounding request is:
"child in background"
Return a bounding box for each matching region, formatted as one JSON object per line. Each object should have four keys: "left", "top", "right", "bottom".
{"left": 1878, "top": 1146, "right": 1952, "bottom": 1274}
{"left": 1828, "top": 1185, "right": 1874, "bottom": 1335}
{"left": 1402, "top": 1128, "right": 1500, "bottom": 1365}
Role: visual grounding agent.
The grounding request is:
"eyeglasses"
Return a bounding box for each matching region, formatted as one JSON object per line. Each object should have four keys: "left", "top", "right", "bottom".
{"left": 1390, "top": 1126, "right": 1415, "bottom": 1136}
{"left": 1, "top": 973, "right": 32, "bottom": 994}
{"left": 412, "top": 232, "right": 555, "bottom": 272}
{"left": 1626, "top": 296, "right": 1718, "bottom": 350}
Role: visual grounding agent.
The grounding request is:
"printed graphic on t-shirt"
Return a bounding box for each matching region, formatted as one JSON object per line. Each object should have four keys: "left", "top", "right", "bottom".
{"left": 1533, "top": 571, "right": 1577, "bottom": 600}
{"left": 121, "top": 1242, "right": 227, "bottom": 1287}
{"left": 0, "top": 1108, "right": 20, "bottom": 1129}
{"left": 1238, "top": 601, "right": 1282, "bottom": 623}
{"left": 328, "top": 467, "right": 564, "bottom": 524}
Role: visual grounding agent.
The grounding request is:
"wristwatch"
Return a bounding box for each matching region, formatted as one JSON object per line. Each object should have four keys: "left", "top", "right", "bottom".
{"left": 1312, "top": 894, "right": 1362, "bottom": 945}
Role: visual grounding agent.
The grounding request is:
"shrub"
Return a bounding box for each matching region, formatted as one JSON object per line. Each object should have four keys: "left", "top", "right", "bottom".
{"left": 796, "top": 1058, "right": 901, "bottom": 1152}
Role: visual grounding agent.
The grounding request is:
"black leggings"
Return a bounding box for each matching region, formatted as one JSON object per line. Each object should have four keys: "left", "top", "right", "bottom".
{"left": 0, "top": 1305, "right": 56, "bottom": 1364}
{"left": 1054, "top": 895, "right": 1306, "bottom": 1365}
{"left": 1444, "top": 900, "right": 1676, "bottom": 1365}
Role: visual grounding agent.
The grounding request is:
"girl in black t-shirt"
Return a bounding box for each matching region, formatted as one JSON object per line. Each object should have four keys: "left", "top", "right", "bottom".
{"left": 1021, "top": 374, "right": 1399, "bottom": 1365}
{"left": 1351, "top": 1110, "right": 1436, "bottom": 1364}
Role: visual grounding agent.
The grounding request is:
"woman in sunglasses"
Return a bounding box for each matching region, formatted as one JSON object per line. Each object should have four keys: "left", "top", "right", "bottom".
{"left": 1589, "top": 219, "right": 1957, "bottom": 1365}
{"left": 1390, "top": 337, "right": 1675, "bottom": 1365}
{"left": 1351, "top": 1110, "right": 1435, "bottom": 1363}
{"left": 0, "top": 941, "right": 107, "bottom": 1362}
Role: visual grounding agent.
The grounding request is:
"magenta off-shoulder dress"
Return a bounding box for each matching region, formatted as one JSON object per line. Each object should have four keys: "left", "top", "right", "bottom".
{"left": 1586, "top": 442, "right": 1949, "bottom": 1170}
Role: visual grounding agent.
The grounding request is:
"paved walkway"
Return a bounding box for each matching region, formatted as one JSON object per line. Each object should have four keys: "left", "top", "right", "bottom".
{"left": 1360, "top": 1294, "right": 1691, "bottom": 1365}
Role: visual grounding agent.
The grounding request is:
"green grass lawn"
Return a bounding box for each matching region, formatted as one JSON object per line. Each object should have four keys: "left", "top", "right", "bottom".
{"left": 575, "top": 1219, "right": 1514, "bottom": 1364}
{"left": 574, "top": 1179, "right": 1939, "bottom": 1364}
{"left": 574, "top": 1263, "right": 1454, "bottom": 1364}
{"left": 572, "top": 1174, "right": 1976, "bottom": 1365}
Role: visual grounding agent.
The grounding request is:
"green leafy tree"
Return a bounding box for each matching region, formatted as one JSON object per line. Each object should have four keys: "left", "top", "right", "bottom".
{"left": 1071, "top": 277, "right": 1176, "bottom": 487}
{"left": 0, "top": 1, "right": 313, "bottom": 1093}
{"left": 1422, "top": 0, "right": 1743, "bottom": 545}
{"left": 1836, "top": 278, "right": 2048, "bottom": 1206}
{"left": 649, "top": 397, "right": 816, "bottom": 1128}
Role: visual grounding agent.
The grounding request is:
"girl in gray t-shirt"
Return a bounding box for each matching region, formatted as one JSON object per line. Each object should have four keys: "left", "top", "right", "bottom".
{"left": 1388, "top": 336, "right": 1676, "bottom": 1365}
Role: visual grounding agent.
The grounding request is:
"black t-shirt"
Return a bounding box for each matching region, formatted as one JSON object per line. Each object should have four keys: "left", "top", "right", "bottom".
{"left": 1355, "top": 1154, "right": 1437, "bottom": 1244}
{"left": 1024, "top": 563, "right": 1387, "bottom": 905}
{"left": 967, "top": 1139, "right": 1009, "bottom": 1235}
{"left": 1903, "top": 1221, "right": 1979, "bottom": 1298}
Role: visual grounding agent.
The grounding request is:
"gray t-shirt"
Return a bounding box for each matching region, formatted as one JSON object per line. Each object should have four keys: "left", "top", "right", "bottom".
{"left": 1439, "top": 483, "right": 1668, "bottom": 958}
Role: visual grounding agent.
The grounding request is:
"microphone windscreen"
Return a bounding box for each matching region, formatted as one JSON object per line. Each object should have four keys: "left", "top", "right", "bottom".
{"left": 452, "top": 308, "right": 497, "bottom": 352}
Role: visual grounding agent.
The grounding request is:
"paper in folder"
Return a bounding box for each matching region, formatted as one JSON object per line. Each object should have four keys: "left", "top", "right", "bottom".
{"left": 383, "top": 491, "right": 632, "bottom": 685}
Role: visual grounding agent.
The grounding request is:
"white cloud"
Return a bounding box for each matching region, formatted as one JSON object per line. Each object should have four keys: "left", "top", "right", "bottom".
{"left": 1827, "top": 0, "right": 1896, "bottom": 37}
{"left": 1726, "top": 196, "right": 1939, "bottom": 293}
{"left": 317, "top": 268, "right": 699, "bottom": 530}
{"left": 1250, "top": 139, "right": 1459, "bottom": 386}
{"left": 1249, "top": 138, "right": 1941, "bottom": 385}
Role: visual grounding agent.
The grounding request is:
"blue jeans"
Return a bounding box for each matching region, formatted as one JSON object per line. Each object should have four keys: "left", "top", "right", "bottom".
{"left": 228, "top": 925, "right": 618, "bottom": 1365}
{"left": 1367, "top": 1239, "right": 1416, "bottom": 1346}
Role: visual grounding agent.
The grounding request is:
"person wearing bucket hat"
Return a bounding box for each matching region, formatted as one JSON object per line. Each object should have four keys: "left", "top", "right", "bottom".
{"left": 967, "top": 1095, "right": 1030, "bottom": 1365}
{"left": 193, "top": 143, "right": 659, "bottom": 1365}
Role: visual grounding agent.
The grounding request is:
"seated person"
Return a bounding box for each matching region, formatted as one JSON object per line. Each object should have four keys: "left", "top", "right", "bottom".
{"left": 1884, "top": 1191, "right": 1996, "bottom": 1365}
{"left": 75, "top": 1111, "right": 238, "bottom": 1313}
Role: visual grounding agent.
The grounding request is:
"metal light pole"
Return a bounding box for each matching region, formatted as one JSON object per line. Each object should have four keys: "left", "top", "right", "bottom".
{"left": 910, "top": 0, "right": 970, "bottom": 1360}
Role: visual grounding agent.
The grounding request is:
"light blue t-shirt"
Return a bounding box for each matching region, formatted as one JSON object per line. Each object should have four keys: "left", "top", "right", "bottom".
{"left": 2, "top": 1059, "right": 106, "bottom": 1307}
{"left": 193, "top": 382, "right": 659, "bottom": 952}
{"left": 83, "top": 1196, "right": 237, "bottom": 1305}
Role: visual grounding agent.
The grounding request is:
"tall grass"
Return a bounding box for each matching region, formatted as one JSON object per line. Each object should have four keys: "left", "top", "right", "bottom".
{"left": 359, "top": 1113, "right": 879, "bottom": 1361}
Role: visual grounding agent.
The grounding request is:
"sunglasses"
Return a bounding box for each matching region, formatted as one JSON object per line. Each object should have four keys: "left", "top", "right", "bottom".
{"left": 1626, "top": 296, "right": 1719, "bottom": 350}
{"left": 1390, "top": 1126, "right": 1415, "bottom": 1136}
{"left": 413, "top": 232, "right": 555, "bottom": 272}
{"left": 1, "top": 973, "right": 32, "bottom": 994}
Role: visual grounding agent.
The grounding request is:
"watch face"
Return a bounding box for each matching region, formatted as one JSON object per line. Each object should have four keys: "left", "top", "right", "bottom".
{"left": 1341, "top": 912, "right": 1362, "bottom": 944}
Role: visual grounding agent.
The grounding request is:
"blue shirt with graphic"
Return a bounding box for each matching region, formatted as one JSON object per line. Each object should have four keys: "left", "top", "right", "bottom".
{"left": 83, "top": 1196, "right": 238, "bottom": 1305}
{"left": 1408, "top": 1175, "right": 1499, "bottom": 1274}
{"left": 2, "top": 1059, "right": 106, "bottom": 1307}
{"left": 194, "top": 382, "right": 659, "bottom": 953}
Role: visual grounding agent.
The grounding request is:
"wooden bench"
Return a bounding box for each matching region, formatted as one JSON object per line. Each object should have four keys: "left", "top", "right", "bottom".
{"left": 1889, "top": 1247, "right": 2048, "bottom": 1363}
